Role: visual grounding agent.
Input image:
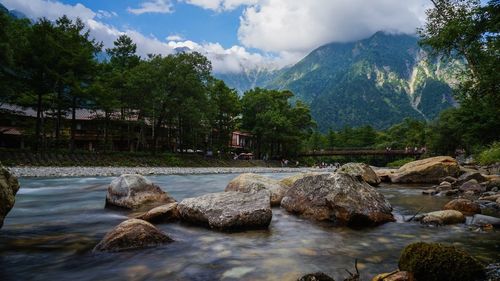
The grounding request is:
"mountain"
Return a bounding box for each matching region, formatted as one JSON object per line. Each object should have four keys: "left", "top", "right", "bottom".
{"left": 215, "top": 68, "right": 283, "bottom": 94}
{"left": 218, "top": 31, "right": 458, "bottom": 131}
{"left": 0, "top": 3, "right": 27, "bottom": 19}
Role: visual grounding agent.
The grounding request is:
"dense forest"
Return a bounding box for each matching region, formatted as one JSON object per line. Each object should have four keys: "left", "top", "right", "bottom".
{"left": 0, "top": 0, "right": 498, "bottom": 163}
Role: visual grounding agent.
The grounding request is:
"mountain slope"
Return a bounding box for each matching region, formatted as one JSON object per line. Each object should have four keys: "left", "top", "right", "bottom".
{"left": 265, "top": 32, "right": 457, "bottom": 131}
{"left": 214, "top": 32, "right": 457, "bottom": 131}
{"left": 266, "top": 31, "right": 457, "bottom": 131}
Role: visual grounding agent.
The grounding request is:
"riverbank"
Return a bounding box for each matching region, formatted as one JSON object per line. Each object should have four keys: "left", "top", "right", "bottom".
{"left": 7, "top": 166, "right": 332, "bottom": 178}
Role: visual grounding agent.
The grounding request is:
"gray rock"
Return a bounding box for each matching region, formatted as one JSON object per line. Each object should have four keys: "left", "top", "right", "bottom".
{"left": 459, "top": 179, "right": 486, "bottom": 194}
{"left": 93, "top": 219, "right": 173, "bottom": 252}
{"left": 441, "top": 176, "right": 457, "bottom": 184}
{"left": 471, "top": 214, "right": 500, "bottom": 227}
{"left": 456, "top": 172, "right": 488, "bottom": 185}
{"left": 136, "top": 203, "right": 179, "bottom": 223}
{"left": 0, "top": 166, "right": 20, "bottom": 228}
{"left": 437, "top": 181, "right": 452, "bottom": 191}
{"left": 338, "top": 162, "right": 381, "bottom": 186}
{"left": 225, "top": 173, "right": 287, "bottom": 206}
{"left": 106, "top": 174, "right": 175, "bottom": 209}
{"left": 281, "top": 173, "right": 394, "bottom": 227}
{"left": 421, "top": 210, "right": 465, "bottom": 225}
{"left": 177, "top": 191, "right": 272, "bottom": 231}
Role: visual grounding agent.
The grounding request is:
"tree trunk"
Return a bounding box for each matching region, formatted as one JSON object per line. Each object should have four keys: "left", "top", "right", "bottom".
{"left": 35, "top": 91, "right": 43, "bottom": 152}
{"left": 70, "top": 97, "right": 76, "bottom": 152}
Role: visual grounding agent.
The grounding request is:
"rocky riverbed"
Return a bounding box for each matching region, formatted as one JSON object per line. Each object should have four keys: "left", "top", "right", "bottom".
{"left": 7, "top": 166, "right": 332, "bottom": 178}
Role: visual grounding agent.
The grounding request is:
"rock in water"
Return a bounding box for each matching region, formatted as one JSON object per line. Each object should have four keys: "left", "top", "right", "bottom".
{"left": 389, "top": 156, "right": 460, "bottom": 184}
{"left": 281, "top": 173, "right": 394, "bottom": 227}
{"left": 106, "top": 174, "right": 175, "bottom": 209}
{"left": 225, "top": 173, "right": 288, "bottom": 206}
{"left": 443, "top": 199, "right": 481, "bottom": 216}
{"left": 471, "top": 214, "right": 500, "bottom": 227}
{"left": 372, "top": 271, "right": 414, "bottom": 281}
{"left": 338, "top": 163, "right": 381, "bottom": 186}
{"left": 459, "top": 179, "right": 485, "bottom": 194}
{"left": 398, "top": 242, "right": 485, "bottom": 281}
{"left": 0, "top": 166, "right": 20, "bottom": 228}
{"left": 177, "top": 191, "right": 272, "bottom": 231}
{"left": 93, "top": 219, "right": 173, "bottom": 252}
{"left": 298, "top": 272, "right": 335, "bottom": 281}
{"left": 456, "top": 172, "right": 487, "bottom": 186}
{"left": 420, "top": 210, "right": 465, "bottom": 225}
{"left": 280, "top": 172, "right": 328, "bottom": 188}
{"left": 136, "top": 203, "right": 179, "bottom": 223}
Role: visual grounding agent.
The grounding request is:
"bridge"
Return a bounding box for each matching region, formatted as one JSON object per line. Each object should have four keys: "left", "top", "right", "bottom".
{"left": 300, "top": 149, "right": 424, "bottom": 157}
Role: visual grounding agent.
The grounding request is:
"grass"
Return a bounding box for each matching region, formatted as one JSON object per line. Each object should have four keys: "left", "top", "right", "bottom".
{"left": 477, "top": 142, "right": 500, "bottom": 165}
{"left": 386, "top": 157, "right": 414, "bottom": 168}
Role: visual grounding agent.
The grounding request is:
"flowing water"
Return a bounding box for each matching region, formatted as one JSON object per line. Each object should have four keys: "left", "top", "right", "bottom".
{"left": 1, "top": 173, "right": 499, "bottom": 281}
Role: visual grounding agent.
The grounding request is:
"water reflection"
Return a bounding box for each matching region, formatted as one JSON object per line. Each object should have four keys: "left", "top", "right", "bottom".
{"left": 0, "top": 173, "right": 498, "bottom": 281}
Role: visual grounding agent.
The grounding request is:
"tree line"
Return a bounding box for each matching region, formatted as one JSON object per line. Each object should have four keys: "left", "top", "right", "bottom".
{"left": 0, "top": 11, "right": 314, "bottom": 157}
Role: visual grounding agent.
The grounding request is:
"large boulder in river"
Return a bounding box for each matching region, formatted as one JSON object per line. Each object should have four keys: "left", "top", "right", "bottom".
{"left": 398, "top": 242, "right": 485, "bottom": 281}
{"left": 281, "top": 173, "right": 394, "bottom": 227}
{"left": 106, "top": 174, "right": 175, "bottom": 209}
{"left": 225, "top": 173, "right": 287, "bottom": 206}
{"left": 443, "top": 199, "right": 481, "bottom": 216}
{"left": 0, "top": 166, "right": 20, "bottom": 228}
{"left": 136, "top": 203, "right": 179, "bottom": 223}
{"left": 338, "top": 163, "right": 381, "bottom": 186}
{"left": 280, "top": 172, "right": 328, "bottom": 188}
{"left": 177, "top": 191, "right": 272, "bottom": 231}
{"left": 420, "top": 210, "right": 465, "bottom": 225}
{"left": 93, "top": 219, "right": 173, "bottom": 252}
{"left": 388, "top": 156, "right": 460, "bottom": 184}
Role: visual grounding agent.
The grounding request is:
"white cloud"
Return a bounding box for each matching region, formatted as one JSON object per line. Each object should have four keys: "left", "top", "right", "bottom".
{"left": 183, "top": 0, "right": 258, "bottom": 11}
{"left": 1, "top": 0, "right": 272, "bottom": 73}
{"left": 96, "top": 10, "right": 118, "bottom": 19}
{"left": 238, "top": 0, "right": 427, "bottom": 54}
{"left": 1, "top": 0, "right": 95, "bottom": 21}
{"left": 166, "top": 34, "right": 185, "bottom": 41}
{"left": 1, "top": 0, "right": 430, "bottom": 73}
{"left": 127, "top": 0, "right": 173, "bottom": 15}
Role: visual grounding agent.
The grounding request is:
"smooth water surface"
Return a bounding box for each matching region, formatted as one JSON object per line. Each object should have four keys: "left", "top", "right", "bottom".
{"left": 1, "top": 174, "right": 499, "bottom": 281}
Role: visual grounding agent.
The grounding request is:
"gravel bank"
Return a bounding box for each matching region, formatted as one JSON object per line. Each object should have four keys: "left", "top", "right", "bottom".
{"left": 7, "top": 166, "right": 334, "bottom": 178}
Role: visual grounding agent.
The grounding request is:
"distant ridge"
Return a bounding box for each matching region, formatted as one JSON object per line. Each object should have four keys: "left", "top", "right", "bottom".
{"left": 219, "top": 31, "right": 458, "bottom": 131}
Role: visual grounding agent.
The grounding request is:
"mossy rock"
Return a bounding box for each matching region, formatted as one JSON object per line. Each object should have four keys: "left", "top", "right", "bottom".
{"left": 398, "top": 242, "right": 485, "bottom": 281}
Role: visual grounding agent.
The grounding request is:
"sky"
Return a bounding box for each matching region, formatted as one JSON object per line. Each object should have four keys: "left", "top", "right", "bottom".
{"left": 0, "top": 0, "right": 434, "bottom": 73}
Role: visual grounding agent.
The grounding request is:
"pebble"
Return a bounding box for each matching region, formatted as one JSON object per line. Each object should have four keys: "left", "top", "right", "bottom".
{"left": 6, "top": 166, "right": 333, "bottom": 178}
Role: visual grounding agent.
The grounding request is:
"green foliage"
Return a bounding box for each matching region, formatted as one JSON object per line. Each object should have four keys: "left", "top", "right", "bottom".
{"left": 386, "top": 158, "right": 414, "bottom": 168}
{"left": 419, "top": 0, "right": 500, "bottom": 155}
{"left": 477, "top": 142, "right": 500, "bottom": 165}
{"left": 241, "top": 88, "right": 314, "bottom": 157}
{"left": 398, "top": 242, "right": 485, "bottom": 281}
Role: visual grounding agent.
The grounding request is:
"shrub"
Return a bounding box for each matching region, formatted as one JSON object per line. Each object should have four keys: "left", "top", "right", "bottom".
{"left": 477, "top": 142, "right": 500, "bottom": 165}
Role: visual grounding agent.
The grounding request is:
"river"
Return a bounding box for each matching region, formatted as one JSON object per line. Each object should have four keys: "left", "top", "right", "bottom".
{"left": 1, "top": 173, "right": 499, "bottom": 280}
